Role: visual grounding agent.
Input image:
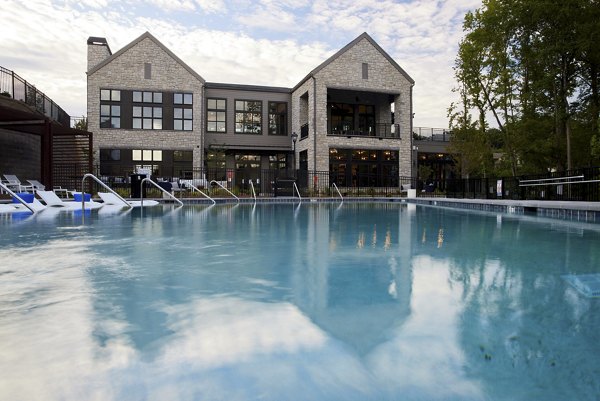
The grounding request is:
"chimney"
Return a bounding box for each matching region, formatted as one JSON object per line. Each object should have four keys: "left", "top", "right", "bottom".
{"left": 87, "top": 37, "right": 112, "bottom": 72}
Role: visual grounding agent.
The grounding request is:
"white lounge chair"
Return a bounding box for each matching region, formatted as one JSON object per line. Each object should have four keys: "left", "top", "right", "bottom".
{"left": 97, "top": 192, "right": 159, "bottom": 207}
{"left": 36, "top": 190, "right": 103, "bottom": 209}
{"left": 27, "top": 179, "right": 46, "bottom": 191}
{"left": 2, "top": 174, "right": 34, "bottom": 192}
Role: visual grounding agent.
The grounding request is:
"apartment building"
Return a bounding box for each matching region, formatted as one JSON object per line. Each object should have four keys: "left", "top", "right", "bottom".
{"left": 87, "top": 31, "right": 414, "bottom": 187}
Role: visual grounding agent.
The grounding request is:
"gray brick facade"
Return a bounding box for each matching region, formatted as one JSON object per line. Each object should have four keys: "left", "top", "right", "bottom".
{"left": 292, "top": 35, "right": 414, "bottom": 180}
{"left": 87, "top": 32, "right": 414, "bottom": 181}
{"left": 87, "top": 33, "right": 204, "bottom": 171}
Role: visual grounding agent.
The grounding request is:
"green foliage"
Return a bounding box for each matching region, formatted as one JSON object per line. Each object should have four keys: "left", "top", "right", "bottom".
{"left": 451, "top": 0, "right": 600, "bottom": 175}
{"left": 0, "top": 91, "right": 10, "bottom": 98}
{"left": 73, "top": 117, "right": 88, "bottom": 131}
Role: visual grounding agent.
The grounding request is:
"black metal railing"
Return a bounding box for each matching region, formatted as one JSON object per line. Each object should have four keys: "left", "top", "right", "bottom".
{"left": 328, "top": 123, "right": 401, "bottom": 139}
{"left": 46, "top": 163, "right": 600, "bottom": 202}
{"left": 0, "top": 65, "right": 71, "bottom": 126}
{"left": 413, "top": 127, "right": 452, "bottom": 142}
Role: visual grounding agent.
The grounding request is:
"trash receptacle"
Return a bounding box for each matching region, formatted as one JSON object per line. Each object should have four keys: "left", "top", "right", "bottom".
{"left": 130, "top": 174, "right": 147, "bottom": 198}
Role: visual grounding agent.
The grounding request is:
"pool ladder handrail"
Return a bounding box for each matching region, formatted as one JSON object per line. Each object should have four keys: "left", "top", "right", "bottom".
{"left": 140, "top": 177, "right": 184, "bottom": 207}
{"left": 293, "top": 182, "right": 302, "bottom": 201}
{"left": 331, "top": 183, "right": 343, "bottom": 203}
{"left": 82, "top": 173, "right": 132, "bottom": 210}
{"left": 0, "top": 182, "right": 36, "bottom": 214}
{"left": 249, "top": 179, "right": 257, "bottom": 202}
{"left": 184, "top": 181, "right": 216, "bottom": 204}
{"left": 210, "top": 180, "right": 240, "bottom": 203}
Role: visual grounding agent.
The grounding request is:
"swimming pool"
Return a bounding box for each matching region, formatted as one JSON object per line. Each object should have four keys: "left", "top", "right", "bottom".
{"left": 0, "top": 203, "right": 599, "bottom": 400}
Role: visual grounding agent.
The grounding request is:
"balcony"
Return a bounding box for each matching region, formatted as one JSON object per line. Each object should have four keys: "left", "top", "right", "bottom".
{"left": 413, "top": 127, "right": 451, "bottom": 142}
{"left": 0, "top": 66, "right": 71, "bottom": 127}
{"left": 328, "top": 123, "right": 401, "bottom": 139}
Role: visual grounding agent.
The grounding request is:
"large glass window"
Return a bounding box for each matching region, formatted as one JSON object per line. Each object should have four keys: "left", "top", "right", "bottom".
{"left": 269, "top": 154, "right": 287, "bottom": 170}
{"left": 174, "top": 93, "right": 193, "bottom": 105}
{"left": 235, "top": 100, "right": 262, "bottom": 134}
{"left": 100, "top": 104, "right": 121, "bottom": 128}
{"left": 174, "top": 108, "right": 193, "bottom": 131}
{"left": 132, "top": 149, "right": 162, "bottom": 161}
{"left": 330, "top": 103, "right": 354, "bottom": 135}
{"left": 268, "top": 102, "right": 287, "bottom": 136}
{"left": 329, "top": 148, "right": 399, "bottom": 187}
{"left": 133, "top": 91, "right": 162, "bottom": 103}
{"left": 100, "top": 89, "right": 121, "bottom": 129}
{"left": 207, "top": 98, "right": 226, "bottom": 133}
{"left": 133, "top": 106, "right": 162, "bottom": 129}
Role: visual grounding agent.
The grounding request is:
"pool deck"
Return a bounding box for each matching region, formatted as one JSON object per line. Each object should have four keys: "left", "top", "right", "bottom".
{"left": 407, "top": 197, "right": 600, "bottom": 222}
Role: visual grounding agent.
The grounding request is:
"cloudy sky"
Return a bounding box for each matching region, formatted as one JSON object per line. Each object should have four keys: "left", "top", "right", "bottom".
{"left": 0, "top": 0, "right": 481, "bottom": 128}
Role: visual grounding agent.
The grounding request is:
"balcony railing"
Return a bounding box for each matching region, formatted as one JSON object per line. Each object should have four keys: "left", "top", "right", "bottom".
{"left": 0, "top": 65, "right": 71, "bottom": 127}
{"left": 329, "top": 123, "right": 401, "bottom": 139}
{"left": 413, "top": 127, "right": 452, "bottom": 142}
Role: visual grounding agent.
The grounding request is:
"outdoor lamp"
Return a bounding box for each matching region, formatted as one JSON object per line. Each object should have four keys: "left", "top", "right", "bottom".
{"left": 291, "top": 131, "right": 298, "bottom": 150}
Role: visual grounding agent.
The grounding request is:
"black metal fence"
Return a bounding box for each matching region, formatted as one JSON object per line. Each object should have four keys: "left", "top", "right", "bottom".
{"left": 435, "top": 167, "right": 600, "bottom": 202}
{"left": 0, "top": 65, "right": 70, "bottom": 126}
{"left": 50, "top": 163, "right": 600, "bottom": 202}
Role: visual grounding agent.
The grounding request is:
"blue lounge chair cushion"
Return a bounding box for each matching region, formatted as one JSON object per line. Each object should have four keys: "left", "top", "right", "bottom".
{"left": 73, "top": 193, "right": 92, "bottom": 202}
{"left": 11, "top": 193, "right": 35, "bottom": 203}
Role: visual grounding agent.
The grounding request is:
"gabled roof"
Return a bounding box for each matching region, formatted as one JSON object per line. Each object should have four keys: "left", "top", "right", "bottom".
{"left": 292, "top": 32, "right": 414, "bottom": 91}
{"left": 87, "top": 32, "right": 205, "bottom": 83}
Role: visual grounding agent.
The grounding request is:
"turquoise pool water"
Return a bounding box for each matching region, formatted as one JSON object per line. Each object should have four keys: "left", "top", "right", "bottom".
{"left": 0, "top": 203, "right": 599, "bottom": 400}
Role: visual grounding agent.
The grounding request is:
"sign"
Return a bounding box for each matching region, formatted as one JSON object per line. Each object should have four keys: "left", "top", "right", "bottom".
{"left": 227, "top": 170, "right": 233, "bottom": 182}
{"left": 496, "top": 179, "right": 503, "bottom": 197}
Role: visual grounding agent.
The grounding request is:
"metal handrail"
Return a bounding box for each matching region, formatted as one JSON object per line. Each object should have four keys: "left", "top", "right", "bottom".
{"left": 331, "top": 183, "right": 343, "bottom": 203}
{"left": 210, "top": 180, "right": 239, "bottom": 203}
{"left": 140, "top": 177, "right": 184, "bottom": 207}
{"left": 82, "top": 173, "right": 132, "bottom": 210}
{"left": 293, "top": 182, "right": 302, "bottom": 201}
{"left": 185, "top": 181, "right": 216, "bottom": 204}
{"left": 519, "top": 175, "right": 585, "bottom": 185}
{"left": 249, "top": 180, "right": 257, "bottom": 202}
{"left": 0, "top": 182, "right": 35, "bottom": 214}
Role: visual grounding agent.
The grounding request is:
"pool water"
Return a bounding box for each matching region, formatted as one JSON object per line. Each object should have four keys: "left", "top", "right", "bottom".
{"left": 0, "top": 203, "right": 599, "bottom": 400}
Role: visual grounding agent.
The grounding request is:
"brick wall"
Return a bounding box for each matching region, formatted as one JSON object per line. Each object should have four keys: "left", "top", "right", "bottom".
{"left": 87, "top": 36, "right": 204, "bottom": 169}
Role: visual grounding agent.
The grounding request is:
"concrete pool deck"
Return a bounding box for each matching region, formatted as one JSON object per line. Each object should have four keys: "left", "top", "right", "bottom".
{"left": 408, "top": 197, "right": 600, "bottom": 222}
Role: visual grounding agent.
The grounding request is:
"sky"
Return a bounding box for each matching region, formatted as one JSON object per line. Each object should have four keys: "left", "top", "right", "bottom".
{"left": 0, "top": 0, "right": 482, "bottom": 128}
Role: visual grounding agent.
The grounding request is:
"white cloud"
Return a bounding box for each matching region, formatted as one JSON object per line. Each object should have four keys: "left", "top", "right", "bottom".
{"left": 194, "top": 0, "right": 227, "bottom": 13}
{"left": 0, "top": 0, "right": 481, "bottom": 127}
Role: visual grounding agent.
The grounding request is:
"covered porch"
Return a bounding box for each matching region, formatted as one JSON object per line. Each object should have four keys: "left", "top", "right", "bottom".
{"left": 326, "top": 88, "right": 400, "bottom": 139}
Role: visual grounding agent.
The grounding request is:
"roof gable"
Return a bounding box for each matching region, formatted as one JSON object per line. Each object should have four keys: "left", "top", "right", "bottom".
{"left": 293, "top": 32, "right": 414, "bottom": 91}
{"left": 87, "top": 32, "right": 205, "bottom": 83}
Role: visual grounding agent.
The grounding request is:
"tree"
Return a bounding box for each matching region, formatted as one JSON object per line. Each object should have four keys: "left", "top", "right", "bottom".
{"left": 451, "top": 0, "right": 599, "bottom": 175}
{"left": 73, "top": 117, "right": 88, "bottom": 131}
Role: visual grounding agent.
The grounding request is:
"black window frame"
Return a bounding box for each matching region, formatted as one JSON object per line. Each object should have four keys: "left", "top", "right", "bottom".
{"left": 235, "top": 99, "right": 262, "bottom": 135}
{"left": 100, "top": 89, "right": 121, "bottom": 129}
{"left": 268, "top": 101, "right": 287, "bottom": 136}
{"left": 206, "top": 98, "right": 226, "bottom": 133}
{"left": 174, "top": 92, "right": 193, "bottom": 105}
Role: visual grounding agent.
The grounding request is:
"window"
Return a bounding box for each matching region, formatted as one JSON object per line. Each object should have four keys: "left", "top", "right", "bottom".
{"left": 362, "top": 63, "right": 368, "bottom": 79}
{"left": 132, "top": 149, "right": 162, "bottom": 161}
{"left": 269, "top": 154, "right": 287, "bottom": 170}
{"left": 173, "top": 108, "right": 192, "bottom": 131}
{"left": 133, "top": 106, "right": 162, "bottom": 129}
{"left": 268, "top": 102, "right": 287, "bottom": 136}
{"left": 100, "top": 89, "right": 120, "bottom": 101}
{"left": 207, "top": 98, "right": 226, "bottom": 133}
{"left": 100, "top": 104, "right": 121, "bottom": 128}
{"left": 174, "top": 93, "right": 193, "bottom": 105}
{"left": 100, "top": 89, "right": 121, "bottom": 128}
{"left": 100, "top": 149, "right": 121, "bottom": 161}
{"left": 174, "top": 150, "right": 193, "bottom": 162}
{"left": 235, "top": 100, "right": 262, "bottom": 134}
{"left": 133, "top": 91, "right": 162, "bottom": 103}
